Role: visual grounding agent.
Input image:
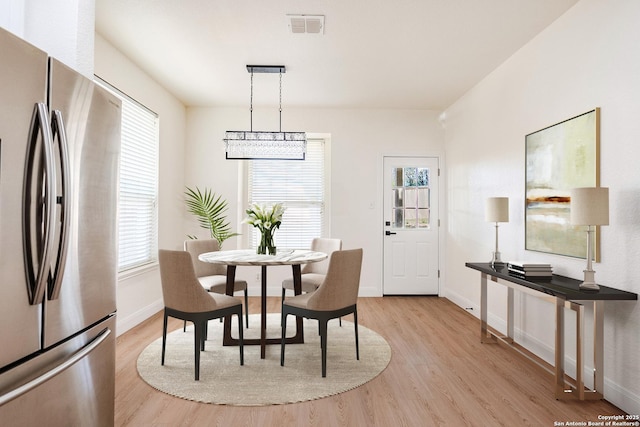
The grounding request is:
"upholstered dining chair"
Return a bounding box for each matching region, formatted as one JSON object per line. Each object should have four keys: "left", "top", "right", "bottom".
{"left": 280, "top": 248, "right": 363, "bottom": 377}
{"left": 158, "top": 249, "right": 244, "bottom": 380}
{"left": 184, "top": 239, "right": 249, "bottom": 327}
{"left": 281, "top": 238, "right": 342, "bottom": 302}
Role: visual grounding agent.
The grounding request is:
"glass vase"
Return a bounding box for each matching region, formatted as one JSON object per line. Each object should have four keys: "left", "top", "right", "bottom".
{"left": 257, "top": 229, "right": 276, "bottom": 255}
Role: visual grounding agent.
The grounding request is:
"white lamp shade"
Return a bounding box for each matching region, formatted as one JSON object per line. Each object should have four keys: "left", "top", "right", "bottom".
{"left": 485, "top": 197, "right": 509, "bottom": 222}
{"left": 570, "top": 187, "right": 609, "bottom": 225}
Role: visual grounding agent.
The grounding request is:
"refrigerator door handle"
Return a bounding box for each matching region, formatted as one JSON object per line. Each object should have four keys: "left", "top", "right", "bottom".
{"left": 23, "top": 102, "right": 57, "bottom": 305}
{"left": 0, "top": 327, "right": 112, "bottom": 406}
{"left": 48, "top": 110, "right": 71, "bottom": 300}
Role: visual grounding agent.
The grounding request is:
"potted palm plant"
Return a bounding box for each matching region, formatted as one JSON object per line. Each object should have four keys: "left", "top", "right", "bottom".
{"left": 184, "top": 186, "right": 238, "bottom": 248}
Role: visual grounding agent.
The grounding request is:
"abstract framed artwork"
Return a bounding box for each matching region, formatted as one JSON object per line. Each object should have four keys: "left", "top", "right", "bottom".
{"left": 525, "top": 108, "right": 600, "bottom": 260}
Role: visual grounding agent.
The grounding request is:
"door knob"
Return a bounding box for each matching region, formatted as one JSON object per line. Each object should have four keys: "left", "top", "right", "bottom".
{"left": 385, "top": 230, "right": 397, "bottom": 236}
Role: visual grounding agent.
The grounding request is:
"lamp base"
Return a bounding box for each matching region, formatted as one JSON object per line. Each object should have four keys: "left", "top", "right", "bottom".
{"left": 490, "top": 251, "right": 504, "bottom": 269}
{"left": 579, "top": 269, "right": 600, "bottom": 290}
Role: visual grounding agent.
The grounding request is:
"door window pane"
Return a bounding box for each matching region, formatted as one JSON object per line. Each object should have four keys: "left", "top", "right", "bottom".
{"left": 390, "top": 166, "right": 431, "bottom": 229}
{"left": 417, "top": 168, "right": 429, "bottom": 186}
{"left": 404, "top": 167, "right": 417, "bottom": 187}
{"left": 393, "top": 188, "right": 403, "bottom": 208}
{"left": 393, "top": 208, "right": 403, "bottom": 228}
{"left": 405, "top": 209, "right": 417, "bottom": 228}
{"left": 405, "top": 188, "right": 417, "bottom": 208}
{"left": 418, "top": 209, "right": 430, "bottom": 228}
{"left": 393, "top": 168, "right": 403, "bottom": 187}
{"left": 418, "top": 188, "right": 429, "bottom": 209}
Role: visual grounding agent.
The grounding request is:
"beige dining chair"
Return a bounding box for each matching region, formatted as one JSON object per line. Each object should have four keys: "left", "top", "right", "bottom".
{"left": 184, "top": 239, "right": 249, "bottom": 327}
{"left": 281, "top": 238, "right": 342, "bottom": 302}
{"left": 280, "top": 248, "right": 363, "bottom": 377}
{"left": 158, "top": 249, "right": 244, "bottom": 380}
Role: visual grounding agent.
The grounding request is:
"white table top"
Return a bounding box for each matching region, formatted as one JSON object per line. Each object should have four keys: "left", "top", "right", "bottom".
{"left": 198, "top": 249, "right": 327, "bottom": 266}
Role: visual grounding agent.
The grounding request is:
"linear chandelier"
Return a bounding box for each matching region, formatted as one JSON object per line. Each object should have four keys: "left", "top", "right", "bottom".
{"left": 224, "top": 65, "right": 307, "bottom": 160}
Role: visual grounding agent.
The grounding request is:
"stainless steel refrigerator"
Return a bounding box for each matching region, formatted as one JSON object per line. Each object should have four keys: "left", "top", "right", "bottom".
{"left": 0, "top": 27, "right": 120, "bottom": 426}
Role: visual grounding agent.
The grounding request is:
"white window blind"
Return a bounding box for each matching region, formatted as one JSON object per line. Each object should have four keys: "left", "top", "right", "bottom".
{"left": 95, "top": 77, "right": 159, "bottom": 273}
{"left": 248, "top": 139, "right": 325, "bottom": 250}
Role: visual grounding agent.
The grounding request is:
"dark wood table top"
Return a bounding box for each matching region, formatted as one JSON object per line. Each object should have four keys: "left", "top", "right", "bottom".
{"left": 465, "top": 262, "right": 637, "bottom": 301}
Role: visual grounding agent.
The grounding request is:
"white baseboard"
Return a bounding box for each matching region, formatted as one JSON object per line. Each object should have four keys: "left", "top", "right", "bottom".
{"left": 116, "top": 299, "right": 163, "bottom": 337}
{"left": 605, "top": 377, "right": 640, "bottom": 414}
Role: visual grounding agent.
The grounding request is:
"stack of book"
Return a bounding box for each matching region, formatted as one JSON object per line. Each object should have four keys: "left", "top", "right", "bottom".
{"left": 507, "top": 261, "right": 553, "bottom": 279}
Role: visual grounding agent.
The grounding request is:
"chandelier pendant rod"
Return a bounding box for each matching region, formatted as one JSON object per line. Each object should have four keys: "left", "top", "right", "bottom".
{"left": 279, "top": 69, "right": 283, "bottom": 132}
{"left": 250, "top": 69, "right": 254, "bottom": 132}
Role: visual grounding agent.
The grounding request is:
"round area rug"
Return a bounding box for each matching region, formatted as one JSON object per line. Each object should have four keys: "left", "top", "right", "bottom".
{"left": 136, "top": 313, "right": 391, "bottom": 406}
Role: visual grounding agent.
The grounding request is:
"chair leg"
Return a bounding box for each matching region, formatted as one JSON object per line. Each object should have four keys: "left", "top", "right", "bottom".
{"left": 193, "top": 322, "right": 202, "bottom": 381}
{"left": 354, "top": 308, "right": 359, "bottom": 360}
{"left": 161, "top": 310, "right": 168, "bottom": 365}
{"left": 280, "top": 310, "right": 288, "bottom": 366}
{"left": 237, "top": 311, "right": 244, "bottom": 365}
{"left": 280, "top": 288, "right": 286, "bottom": 327}
{"left": 320, "top": 319, "right": 328, "bottom": 377}
{"left": 200, "top": 321, "right": 206, "bottom": 352}
{"left": 244, "top": 288, "right": 249, "bottom": 328}
{"left": 217, "top": 290, "right": 223, "bottom": 323}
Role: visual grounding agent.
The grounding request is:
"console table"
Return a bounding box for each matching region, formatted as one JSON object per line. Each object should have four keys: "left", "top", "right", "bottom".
{"left": 465, "top": 262, "right": 637, "bottom": 401}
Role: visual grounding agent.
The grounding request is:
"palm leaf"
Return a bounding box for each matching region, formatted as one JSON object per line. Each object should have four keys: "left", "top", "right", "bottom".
{"left": 184, "top": 186, "right": 239, "bottom": 248}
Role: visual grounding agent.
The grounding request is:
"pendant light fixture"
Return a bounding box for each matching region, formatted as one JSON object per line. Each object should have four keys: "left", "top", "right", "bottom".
{"left": 224, "top": 65, "right": 306, "bottom": 160}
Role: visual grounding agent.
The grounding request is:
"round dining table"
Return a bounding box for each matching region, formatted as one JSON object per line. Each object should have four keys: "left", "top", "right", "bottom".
{"left": 199, "top": 249, "right": 327, "bottom": 359}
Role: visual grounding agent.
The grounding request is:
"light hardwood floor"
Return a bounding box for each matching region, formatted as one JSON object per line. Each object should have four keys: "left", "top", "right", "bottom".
{"left": 115, "top": 296, "right": 623, "bottom": 426}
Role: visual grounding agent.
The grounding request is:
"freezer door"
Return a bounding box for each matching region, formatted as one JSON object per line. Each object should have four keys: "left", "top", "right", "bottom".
{"left": 43, "top": 59, "right": 121, "bottom": 347}
{"left": 0, "top": 315, "right": 116, "bottom": 427}
{"left": 0, "top": 28, "right": 47, "bottom": 368}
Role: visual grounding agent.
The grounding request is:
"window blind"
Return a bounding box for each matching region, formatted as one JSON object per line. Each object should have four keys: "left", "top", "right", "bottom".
{"left": 95, "top": 77, "right": 159, "bottom": 273}
{"left": 248, "top": 139, "right": 325, "bottom": 250}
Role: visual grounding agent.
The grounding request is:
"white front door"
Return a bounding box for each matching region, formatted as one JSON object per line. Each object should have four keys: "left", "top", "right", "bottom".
{"left": 383, "top": 156, "right": 439, "bottom": 295}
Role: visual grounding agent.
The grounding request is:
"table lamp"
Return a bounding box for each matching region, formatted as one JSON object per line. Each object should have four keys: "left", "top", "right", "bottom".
{"left": 485, "top": 197, "right": 509, "bottom": 268}
{"left": 570, "top": 187, "right": 609, "bottom": 290}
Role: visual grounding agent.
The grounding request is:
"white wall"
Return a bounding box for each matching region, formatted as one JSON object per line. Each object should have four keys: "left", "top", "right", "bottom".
{"left": 94, "top": 34, "right": 187, "bottom": 335}
{"left": 185, "top": 106, "right": 445, "bottom": 297}
{"left": 0, "top": 0, "right": 24, "bottom": 34}
{"left": 443, "top": 0, "right": 640, "bottom": 413}
{"left": 1, "top": 0, "right": 95, "bottom": 77}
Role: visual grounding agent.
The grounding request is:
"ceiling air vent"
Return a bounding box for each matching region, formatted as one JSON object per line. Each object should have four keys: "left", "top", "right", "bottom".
{"left": 287, "top": 15, "right": 325, "bottom": 35}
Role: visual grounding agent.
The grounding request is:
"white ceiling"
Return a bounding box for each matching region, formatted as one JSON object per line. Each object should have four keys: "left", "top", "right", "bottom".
{"left": 95, "top": 0, "right": 579, "bottom": 110}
